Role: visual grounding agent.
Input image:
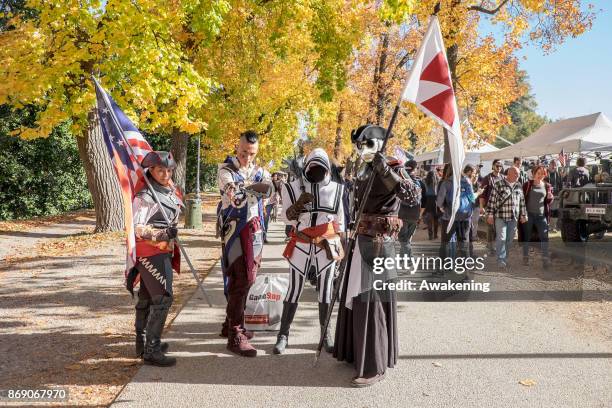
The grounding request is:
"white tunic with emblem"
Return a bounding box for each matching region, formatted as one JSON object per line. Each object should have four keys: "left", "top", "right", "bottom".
{"left": 280, "top": 163, "right": 345, "bottom": 277}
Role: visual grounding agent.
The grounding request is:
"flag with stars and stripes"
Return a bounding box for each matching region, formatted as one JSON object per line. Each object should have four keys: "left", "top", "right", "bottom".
{"left": 94, "top": 79, "right": 152, "bottom": 274}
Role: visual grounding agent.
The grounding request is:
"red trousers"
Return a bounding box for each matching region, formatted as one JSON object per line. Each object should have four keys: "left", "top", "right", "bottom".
{"left": 225, "top": 220, "right": 261, "bottom": 332}
{"left": 225, "top": 258, "right": 253, "bottom": 331}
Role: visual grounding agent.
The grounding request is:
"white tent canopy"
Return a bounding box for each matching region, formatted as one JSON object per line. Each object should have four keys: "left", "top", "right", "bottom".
{"left": 481, "top": 112, "right": 612, "bottom": 161}
{"left": 415, "top": 142, "right": 498, "bottom": 166}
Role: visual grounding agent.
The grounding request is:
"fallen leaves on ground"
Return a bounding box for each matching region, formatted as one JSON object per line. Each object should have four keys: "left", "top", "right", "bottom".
{"left": 0, "top": 210, "right": 95, "bottom": 232}
{"left": 1, "top": 201, "right": 221, "bottom": 407}
{"left": 36, "top": 230, "right": 125, "bottom": 258}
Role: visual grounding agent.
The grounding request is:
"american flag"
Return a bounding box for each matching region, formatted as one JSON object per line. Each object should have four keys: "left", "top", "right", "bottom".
{"left": 94, "top": 79, "right": 152, "bottom": 273}
{"left": 558, "top": 148, "right": 567, "bottom": 166}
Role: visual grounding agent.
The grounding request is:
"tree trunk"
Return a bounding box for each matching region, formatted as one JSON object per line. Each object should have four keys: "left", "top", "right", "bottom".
{"left": 171, "top": 128, "right": 190, "bottom": 195}
{"left": 76, "top": 108, "right": 124, "bottom": 232}
{"left": 375, "top": 31, "right": 390, "bottom": 125}
{"left": 333, "top": 103, "right": 345, "bottom": 160}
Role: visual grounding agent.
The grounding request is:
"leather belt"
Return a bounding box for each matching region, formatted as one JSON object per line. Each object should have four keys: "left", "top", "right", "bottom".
{"left": 357, "top": 214, "right": 402, "bottom": 238}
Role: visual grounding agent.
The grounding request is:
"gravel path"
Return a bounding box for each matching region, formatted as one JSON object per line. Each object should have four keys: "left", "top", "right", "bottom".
{"left": 113, "top": 222, "right": 612, "bottom": 408}
{"left": 0, "top": 198, "right": 220, "bottom": 406}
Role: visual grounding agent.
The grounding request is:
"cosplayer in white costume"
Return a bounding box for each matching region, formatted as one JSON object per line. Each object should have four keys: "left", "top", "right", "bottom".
{"left": 274, "top": 148, "right": 345, "bottom": 354}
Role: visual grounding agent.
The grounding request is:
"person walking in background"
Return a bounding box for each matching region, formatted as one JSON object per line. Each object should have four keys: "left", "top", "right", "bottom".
{"left": 422, "top": 168, "right": 440, "bottom": 240}
{"left": 569, "top": 157, "right": 591, "bottom": 187}
{"left": 546, "top": 159, "right": 563, "bottom": 194}
{"left": 436, "top": 163, "right": 474, "bottom": 262}
{"left": 263, "top": 172, "right": 282, "bottom": 243}
{"left": 398, "top": 160, "right": 425, "bottom": 257}
{"left": 514, "top": 157, "right": 528, "bottom": 185}
{"left": 521, "top": 165, "right": 554, "bottom": 269}
{"left": 466, "top": 165, "right": 484, "bottom": 256}
{"left": 485, "top": 166, "right": 527, "bottom": 269}
{"left": 479, "top": 160, "right": 505, "bottom": 255}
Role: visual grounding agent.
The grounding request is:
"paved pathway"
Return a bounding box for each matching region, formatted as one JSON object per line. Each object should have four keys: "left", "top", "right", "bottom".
{"left": 113, "top": 222, "right": 612, "bottom": 408}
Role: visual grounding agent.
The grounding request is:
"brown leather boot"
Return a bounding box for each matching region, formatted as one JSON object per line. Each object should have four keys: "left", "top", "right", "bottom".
{"left": 227, "top": 331, "right": 257, "bottom": 357}
{"left": 220, "top": 319, "right": 254, "bottom": 339}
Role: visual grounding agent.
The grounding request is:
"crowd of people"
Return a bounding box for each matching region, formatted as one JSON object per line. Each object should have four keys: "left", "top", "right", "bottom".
{"left": 395, "top": 155, "right": 598, "bottom": 270}
{"left": 124, "top": 125, "right": 604, "bottom": 388}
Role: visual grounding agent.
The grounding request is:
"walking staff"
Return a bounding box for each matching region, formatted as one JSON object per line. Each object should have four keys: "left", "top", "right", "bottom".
{"left": 316, "top": 13, "right": 466, "bottom": 387}
{"left": 93, "top": 77, "right": 212, "bottom": 308}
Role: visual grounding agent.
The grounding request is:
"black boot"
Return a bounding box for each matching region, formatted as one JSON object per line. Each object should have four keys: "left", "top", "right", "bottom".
{"left": 318, "top": 302, "right": 334, "bottom": 353}
{"left": 136, "top": 299, "right": 169, "bottom": 358}
{"left": 135, "top": 297, "right": 148, "bottom": 358}
{"left": 143, "top": 296, "right": 176, "bottom": 367}
{"left": 273, "top": 302, "right": 298, "bottom": 354}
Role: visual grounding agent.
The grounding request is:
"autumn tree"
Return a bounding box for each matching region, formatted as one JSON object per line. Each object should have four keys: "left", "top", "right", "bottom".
{"left": 313, "top": 0, "right": 596, "bottom": 163}
{"left": 194, "top": 0, "right": 365, "bottom": 168}
{"left": 496, "top": 70, "right": 549, "bottom": 148}
{"left": 0, "top": 0, "right": 224, "bottom": 230}
{"left": 409, "top": 0, "right": 596, "bottom": 159}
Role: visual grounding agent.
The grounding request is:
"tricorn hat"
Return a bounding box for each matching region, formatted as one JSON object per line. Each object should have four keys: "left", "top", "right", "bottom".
{"left": 350, "top": 124, "right": 388, "bottom": 144}
{"left": 141, "top": 151, "right": 177, "bottom": 169}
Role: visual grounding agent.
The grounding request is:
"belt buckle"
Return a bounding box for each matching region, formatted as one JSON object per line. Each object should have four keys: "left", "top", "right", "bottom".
{"left": 374, "top": 230, "right": 384, "bottom": 243}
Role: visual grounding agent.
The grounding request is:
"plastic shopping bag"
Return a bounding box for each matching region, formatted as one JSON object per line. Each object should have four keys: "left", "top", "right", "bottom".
{"left": 244, "top": 275, "right": 288, "bottom": 331}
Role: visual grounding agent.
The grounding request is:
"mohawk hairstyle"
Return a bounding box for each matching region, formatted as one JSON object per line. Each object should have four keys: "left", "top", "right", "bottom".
{"left": 240, "top": 130, "right": 259, "bottom": 144}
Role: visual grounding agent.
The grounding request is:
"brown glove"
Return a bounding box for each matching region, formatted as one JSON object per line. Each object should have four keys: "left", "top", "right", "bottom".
{"left": 286, "top": 192, "right": 314, "bottom": 221}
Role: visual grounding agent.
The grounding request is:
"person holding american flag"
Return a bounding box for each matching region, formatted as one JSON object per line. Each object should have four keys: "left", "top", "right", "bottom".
{"left": 94, "top": 79, "right": 185, "bottom": 367}
{"left": 130, "top": 151, "right": 184, "bottom": 367}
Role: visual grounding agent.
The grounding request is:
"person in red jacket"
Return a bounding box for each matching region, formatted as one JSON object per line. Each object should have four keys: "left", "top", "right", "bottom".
{"left": 521, "top": 165, "right": 554, "bottom": 268}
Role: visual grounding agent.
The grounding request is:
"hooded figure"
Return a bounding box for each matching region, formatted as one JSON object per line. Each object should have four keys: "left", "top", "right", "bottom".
{"left": 274, "top": 148, "right": 345, "bottom": 354}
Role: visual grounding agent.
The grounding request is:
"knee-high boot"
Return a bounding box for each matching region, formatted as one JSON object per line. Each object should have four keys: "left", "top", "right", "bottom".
{"left": 143, "top": 295, "right": 175, "bottom": 367}
{"left": 135, "top": 297, "right": 149, "bottom": 358}
{"left": 318, "top": 302, "right": 334, "bottom": 353}
{"left": 273, "top": 301, "right": 298, "bottom": 354}
{"left": 136, "top": 294, "right": 169, "bottom": 358}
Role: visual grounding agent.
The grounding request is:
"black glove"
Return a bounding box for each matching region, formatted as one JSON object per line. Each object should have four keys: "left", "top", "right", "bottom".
{"left": 372, "top": 152, "right": 389, "bottom": 176}
{"left": 165, "top": 226, "right": 178, "bottom": 240}
{"left": 372, "top": 152, "right": 402, "bottom": 190}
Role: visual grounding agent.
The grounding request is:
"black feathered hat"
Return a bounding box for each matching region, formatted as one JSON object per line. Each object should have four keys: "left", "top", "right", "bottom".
{"left": 141, "top": 151, "right": 177, "bottom": 169}
{"left": 350, "top": 124, "right": 388, "bottom": 144}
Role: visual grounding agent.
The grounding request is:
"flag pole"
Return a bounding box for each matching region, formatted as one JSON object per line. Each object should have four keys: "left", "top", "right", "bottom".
{"left": 314, "top": 96, "right": 403, "bottom": 365}
{"left": 92, "top": 77, "right": 213, "bottom": 307}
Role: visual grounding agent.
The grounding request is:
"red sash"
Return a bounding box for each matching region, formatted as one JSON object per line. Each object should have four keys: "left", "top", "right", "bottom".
{"left": 283, "top": 222, "right": 337, "bottom": 259}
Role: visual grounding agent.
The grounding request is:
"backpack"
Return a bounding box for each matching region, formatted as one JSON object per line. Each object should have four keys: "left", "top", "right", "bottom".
{"left": 445, "top": 178, "right": 473, "bottom": 220}
{"left": 424, "top": 181, "right": 436, "bottom": 197}
{"left": 571, "top": 168, "right": 590, "bottom": 188}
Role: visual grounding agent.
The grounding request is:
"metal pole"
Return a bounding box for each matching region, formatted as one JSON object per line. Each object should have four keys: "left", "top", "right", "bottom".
{"left": 196, "top": 135, "right": 201, "bottom": 196}
{"left": 93, "top": 77, "right": 213, "bottom": 307}
{"left": 314, "top": 102, "right": 402, "bottom": 364}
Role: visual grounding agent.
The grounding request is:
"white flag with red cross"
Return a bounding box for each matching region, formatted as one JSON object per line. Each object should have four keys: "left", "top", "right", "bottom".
{"left": 401, "top": 16, "right": 465, "bottom": 230}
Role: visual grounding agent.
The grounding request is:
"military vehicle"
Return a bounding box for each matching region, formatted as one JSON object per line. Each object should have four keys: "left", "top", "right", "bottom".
{"left": 558, "top": 182, "right": 612, "bottom": 242}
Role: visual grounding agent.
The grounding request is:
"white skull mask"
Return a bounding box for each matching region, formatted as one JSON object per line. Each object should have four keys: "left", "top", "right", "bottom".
{"left": 356, "top": 138, "right": 383, "bottom": 163}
